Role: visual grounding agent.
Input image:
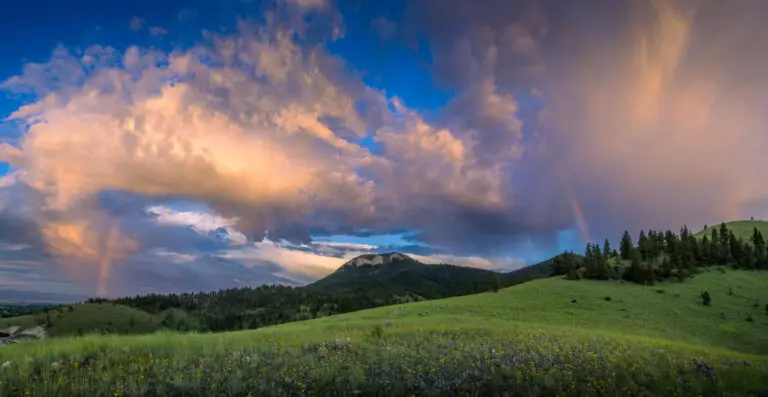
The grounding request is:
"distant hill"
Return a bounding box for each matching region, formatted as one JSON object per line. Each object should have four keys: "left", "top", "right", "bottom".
{"left": 696, "top": 219, "right": 768, "bottom": 241}
{"left": 307, "top": 252, "right": 557, "bottom": 299}
{"left": 0, "top": 303, "right": 166, "bottom": 337}
{"left": 0, "top": 252, "right": 560, "bottom": 337}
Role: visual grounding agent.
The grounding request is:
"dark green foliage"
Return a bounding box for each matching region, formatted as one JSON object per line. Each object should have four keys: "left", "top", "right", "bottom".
{"left": 602, "top": 239, "right": 612, "bottom": 259}
{"left": 370, "top": 324, "right": 384, "bottom": 339}
{"left": 619, "top": 231, "right": 634, "bottom": 260}
{"left": 728, "top": 286, "right": 734, "bottom": 296}
{"left": 701, "top": 291, "right": 712, "bottom": 306}
{"left": 562, "top": 221, "right": 768, "bottom": 286}
{"left": 604, "top": 296, "right": 612, "bottom": 301}
{"left": 0, "top": 303, "right": 59, "bottom": 318}
{"left": 746, "top": 314, "right": 754, "bottom": 323}
{"left": 765, "top": 303, "right": 768, "bottom": 315}
{"left": 490, "top": 275, "right": 501, "bottom": 293}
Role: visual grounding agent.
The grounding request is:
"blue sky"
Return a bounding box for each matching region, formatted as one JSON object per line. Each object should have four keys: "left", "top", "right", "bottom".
{"left": 0, "top": 0, "right": 766, "bottom": 299}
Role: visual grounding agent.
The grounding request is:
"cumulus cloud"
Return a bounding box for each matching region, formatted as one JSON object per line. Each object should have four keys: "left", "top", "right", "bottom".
{"left": 4, "top": 0, "right": 762, "bottom": 297}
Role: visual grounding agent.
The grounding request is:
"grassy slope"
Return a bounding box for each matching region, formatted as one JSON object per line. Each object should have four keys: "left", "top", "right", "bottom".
{"left": 696, "top": 220, "right": 768, "bottom": 240}
{"left": 0, "top": 303, "right": 161, "bottom": 336}
{"left": 0, "top": 314, "right": 37, "bottom": 331}
{"left": 1, "top": 269, "right": 768, "bottom": 395}
{"left": 275, "top": 267, "right": 768, "bottom": 355}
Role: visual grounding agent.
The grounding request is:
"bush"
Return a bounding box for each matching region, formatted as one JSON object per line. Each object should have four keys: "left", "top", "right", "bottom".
{"left": 765, "top": 303, "right": 768, "bottom": 315}
{"left": 604, "top": 296, "right": 612, "bottom": 301}
{"left": 370, "top": 325, "right": 384, "bottom": 339}
{"left": 656, "top": 289, "right": 665, "bottom": 294}
{"left": 746, "top": 314, "right": 754, "bottom": 323}
{"left": 490, "top": 275, "right": 501, "bottom": 293}
{"left": 700, "top": 291, "right": 712, "bottom": 306}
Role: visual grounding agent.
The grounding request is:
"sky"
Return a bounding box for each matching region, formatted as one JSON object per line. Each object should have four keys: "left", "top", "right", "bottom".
{"left": 0, "top": 0, "right": 767, "bottom": 300}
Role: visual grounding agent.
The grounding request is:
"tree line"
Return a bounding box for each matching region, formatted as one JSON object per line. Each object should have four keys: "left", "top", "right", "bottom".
{"left": 551, "top": 223, "right": 768, "bottom": 285}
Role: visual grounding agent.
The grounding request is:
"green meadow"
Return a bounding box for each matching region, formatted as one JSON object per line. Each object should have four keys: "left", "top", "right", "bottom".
{"left": 1, "top": 267, "right": 767, "bottom": 396}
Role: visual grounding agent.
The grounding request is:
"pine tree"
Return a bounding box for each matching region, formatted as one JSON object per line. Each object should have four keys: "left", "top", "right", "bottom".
{"left": 603, "top": 239, "right": 613, "bottom": 259}
{"left": 619, "top": 231, "right": 634, "bottom": 260}
{"left": 710, "top": 227, "right": 723, "bottom": 264}
{"left": 752, "top": 228, "right": 767, "bottom": 269}
{"left": 638, "top": 230, "right": 648, "bottom": 260}
{"left": 701, "top": 235, "right": 711, "bottom": 265}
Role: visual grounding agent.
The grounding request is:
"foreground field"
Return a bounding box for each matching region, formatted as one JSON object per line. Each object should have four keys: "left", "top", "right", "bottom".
{"left": 1, "top": 326, "right": 767, "bottom": 396}
{"left": 1, "top": 269, "right": 767, "bottom": 396}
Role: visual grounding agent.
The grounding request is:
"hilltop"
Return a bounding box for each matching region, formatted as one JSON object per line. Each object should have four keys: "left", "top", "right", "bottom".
{"left": 696, "top": 219, "right": 768, "bottom": 240}
{"left": 307, "top": 252, "right": 553, "bottom": 298}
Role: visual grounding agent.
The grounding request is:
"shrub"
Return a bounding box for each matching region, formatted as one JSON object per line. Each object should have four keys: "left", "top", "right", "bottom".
{"left": 746, "top": 314, "right": 754, "bottom": 323}
{"left": 700, "top": 291, "right": 712, "bottom": 306}
{"left": 656, "top": 289, "right": 665, "bottom": 294}
{"left": 370, "top": 325, "right": 384, "bottom": 339}
{"left": 490, "top": 275, "right": 501, "bottom": 293}
{"left": 604, "top": 296, "right": 612, "bottom": 301}
{"left": 765, "top": 303, "right": 768, "bottom": 315}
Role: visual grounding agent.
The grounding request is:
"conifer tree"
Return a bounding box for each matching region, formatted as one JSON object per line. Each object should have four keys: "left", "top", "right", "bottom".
{"left": 619, "top": 231, "right": 634, "bottom": 260}
{"left": 603, "top": 239, "right": 613, "bottom": 259}
{"left": 638, "top": 230, "right": 648, "bottom": 260}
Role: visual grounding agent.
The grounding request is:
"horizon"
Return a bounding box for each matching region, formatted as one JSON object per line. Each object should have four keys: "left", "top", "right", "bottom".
{"left": 1, "top": 0, "right": 767, "bottom": 299}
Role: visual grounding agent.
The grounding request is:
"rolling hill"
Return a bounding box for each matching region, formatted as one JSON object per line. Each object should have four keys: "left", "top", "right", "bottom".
{"left": 0, "top": 252, "right": 560, "bottom": 338}
{"left": 1, "top": 266, "right": 766, "bottom": 395}
{"left": 696, "top": 219, "right": 768, "bottom": 240}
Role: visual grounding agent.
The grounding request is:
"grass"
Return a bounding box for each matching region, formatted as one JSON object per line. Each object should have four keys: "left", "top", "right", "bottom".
{"left": 0, "top": 314, "right": 37, "bottom": 332}
{"left": 0, "top": 268, "right": 767, "bottom": 395}
{"left": 696, "top": 220, "right": 768, "bottom": 240}
{"left": 0, "top": 303, "right": 162, "bottom": 337}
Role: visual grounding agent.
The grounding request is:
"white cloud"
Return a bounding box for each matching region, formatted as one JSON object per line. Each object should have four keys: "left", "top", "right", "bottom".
{"left": 409, "top": 253, "right": 526, "bottom": 272}
{"left": 149, "top": 27, "right": 168, "bottom": 36}
{"left": 146, "top": 205, "right": 248, "bottom": 245}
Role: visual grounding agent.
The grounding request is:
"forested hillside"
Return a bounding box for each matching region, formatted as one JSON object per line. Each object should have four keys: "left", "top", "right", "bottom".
{"left": 552, "top": 221, "right": 768, "bottom": 284}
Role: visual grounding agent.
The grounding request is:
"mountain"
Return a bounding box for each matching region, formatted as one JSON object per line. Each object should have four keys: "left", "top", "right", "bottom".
{"left": 307, "top": 252, "right": 556, "bottom": 299}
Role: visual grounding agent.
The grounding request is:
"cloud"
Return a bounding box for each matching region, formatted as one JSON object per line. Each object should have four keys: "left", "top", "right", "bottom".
{"left": 129, "top": 17, "right": 145, "bottom": 31}
{"left": 286, "top": 0, "right": 328, "bottom": 10}
{"left": 409, "top": 253, "right": 526, "bottom": 272}
{"left": 408, "top": 0, "right": 768, "bottom": 242}
{"left": 4, "top": 0, "right": 763, "bottom": 297}
{"left": 149, "top": 27, "right": 168, "bottom": 36}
